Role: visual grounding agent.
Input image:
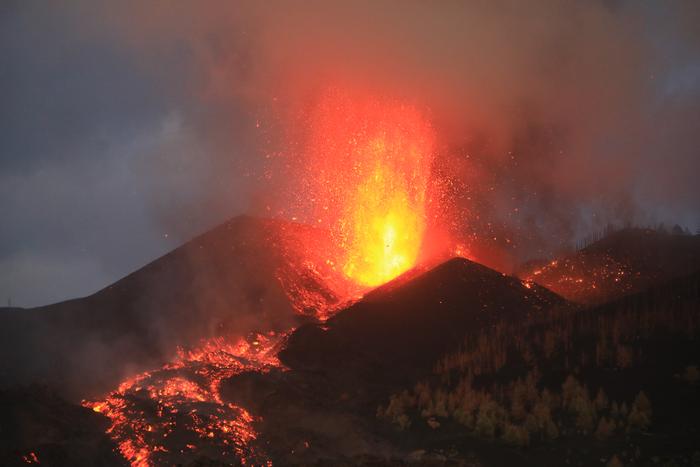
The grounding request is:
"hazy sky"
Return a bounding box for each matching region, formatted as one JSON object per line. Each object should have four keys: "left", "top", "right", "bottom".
{"left": 2, "top": 1, "right": 699, "bottom": 307}
{"left": 1, "top": 2, "right": 257, "bottom": 306}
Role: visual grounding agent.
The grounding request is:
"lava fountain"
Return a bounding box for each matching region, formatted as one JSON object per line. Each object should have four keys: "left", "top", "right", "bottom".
{"left": 299, "top": 90, "right": 436, "bottom": 287}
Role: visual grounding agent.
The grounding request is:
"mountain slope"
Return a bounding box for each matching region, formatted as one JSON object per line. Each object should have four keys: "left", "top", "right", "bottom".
{"left": 208, "top": 258, "right": 570, "bottom": 465}
{"left": 0, "top": 216, "right": 342, "bottom": 398}
{"left": 519, "top": 229, "right": 700, "bottom": 304}
{"left": 280, "top": 257, "right": 569, "bottom": 382}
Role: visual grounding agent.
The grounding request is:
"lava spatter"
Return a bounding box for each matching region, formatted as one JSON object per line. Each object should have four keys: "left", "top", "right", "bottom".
{"left": 294, "top": 89, "right": 436, "bottom": 287}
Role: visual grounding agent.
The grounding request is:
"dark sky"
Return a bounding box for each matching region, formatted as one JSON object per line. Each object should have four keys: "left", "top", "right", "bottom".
{"left": 2, "top": 1, "right": 700, "bottom": 307}
{"left": 1, "top": 4, "right": 169, "bottom": 306}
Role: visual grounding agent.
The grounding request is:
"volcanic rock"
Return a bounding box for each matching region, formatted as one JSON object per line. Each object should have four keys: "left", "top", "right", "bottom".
{"left": 280, "top": 257, "right": 568, "bottom": 383}
{"left": 0, "top": 385, "right": 124, "bottom": 467}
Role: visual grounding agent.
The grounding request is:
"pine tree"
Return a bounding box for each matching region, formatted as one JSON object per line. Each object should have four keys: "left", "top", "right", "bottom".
{"left": 595, "top": 417, "right": 616, "bottom": 440}
{"left": 594, "top": 388, "right": 609, "bottom": 411}
{"left": 627, "top": 391, "right": 652, "bottom": 431}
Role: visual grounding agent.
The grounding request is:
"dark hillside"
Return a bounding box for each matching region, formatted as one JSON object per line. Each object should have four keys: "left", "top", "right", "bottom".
{"left": 371, "top": 269, "right": 700, "bottom": 466}
{"left": 518, "top": 228, "right": 700, "bottom": 304}
{"left": 280, "top": 257, "right": 568, "bottom": 384}
{"left": 0, "top": 386, "right": 125, "bottom": 467}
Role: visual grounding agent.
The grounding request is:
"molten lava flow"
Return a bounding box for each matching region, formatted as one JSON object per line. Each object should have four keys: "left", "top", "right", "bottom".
{"left": 300, "top": 90, "right": 435, "bottom": 287}
{"left": 83, "top": 333, "right": 281, "bottom": 467}
{"left": 273, "top": 220, "right": 363, "bottom": 320}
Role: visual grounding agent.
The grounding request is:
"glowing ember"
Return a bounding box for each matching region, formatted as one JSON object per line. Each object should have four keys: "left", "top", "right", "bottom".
{"left": 300, "top": 90, "right": 435, "bottom": 287}
{"left": 21, "top": 452, "right": 39, "bottom": 464}
{"left": 521, "top": 254, "right": 637, "bottom": 304}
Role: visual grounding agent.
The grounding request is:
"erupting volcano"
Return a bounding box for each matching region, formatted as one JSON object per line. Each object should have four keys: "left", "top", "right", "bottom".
{"left": 5, "top": 3, "right": 700, "bottom": 467}
{"left": 79, "top": 91, "right": 443, "bottom": 467}
{"left": 5, "top": 91, "right": 700, "bottom": 466}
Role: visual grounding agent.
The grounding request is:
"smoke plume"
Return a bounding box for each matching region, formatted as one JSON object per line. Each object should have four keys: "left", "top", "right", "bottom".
{"left": 75, "top": 1, "right": 700, "bottom": 267}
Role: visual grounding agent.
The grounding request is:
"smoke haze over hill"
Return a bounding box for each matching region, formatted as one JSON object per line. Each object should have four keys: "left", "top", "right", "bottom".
{"left": 2, "top": 1, "right": 700, "bottom": 305}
